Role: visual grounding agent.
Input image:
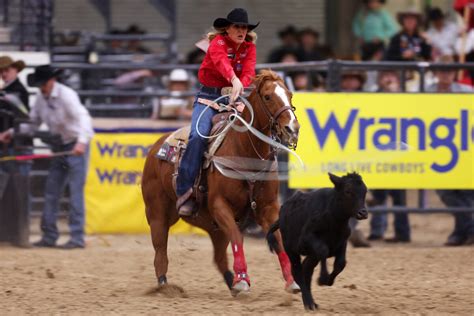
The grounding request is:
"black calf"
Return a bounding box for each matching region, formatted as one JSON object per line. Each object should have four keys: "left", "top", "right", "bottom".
{"left": 267, "top": 172, "right": 368, "bottom": 310}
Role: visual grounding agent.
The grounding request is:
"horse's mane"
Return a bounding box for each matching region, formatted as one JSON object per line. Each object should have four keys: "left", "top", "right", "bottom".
{"left": 253, "top": 69, "right": 285, "bottom": 91}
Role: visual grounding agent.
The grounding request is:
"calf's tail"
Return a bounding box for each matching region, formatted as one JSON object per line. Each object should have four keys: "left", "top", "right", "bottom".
{"left": 266, "top": 219, "right": 280, "bottom": 253}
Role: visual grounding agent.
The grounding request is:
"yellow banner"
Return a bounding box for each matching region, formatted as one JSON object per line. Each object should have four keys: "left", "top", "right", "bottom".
{"left": 85, "top": 131, "right": 205, "bottom": 234}
{"left": 289, "top": 93, "right": 474, "bottom": 189}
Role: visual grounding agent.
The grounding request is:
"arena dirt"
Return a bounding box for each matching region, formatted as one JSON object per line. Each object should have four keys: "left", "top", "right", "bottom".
{"left": 1, "top": 213, "right": 473, "bottom": 315}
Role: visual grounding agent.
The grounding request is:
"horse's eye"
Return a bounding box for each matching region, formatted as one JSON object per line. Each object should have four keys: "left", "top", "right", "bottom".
{"left": 264, "top": 95, "right": 270, "bottom": 101}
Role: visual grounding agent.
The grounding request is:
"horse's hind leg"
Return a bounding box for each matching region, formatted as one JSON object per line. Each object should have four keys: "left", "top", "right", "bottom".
{"left": 209, "top": 229, "right": 233, "bottom": 289}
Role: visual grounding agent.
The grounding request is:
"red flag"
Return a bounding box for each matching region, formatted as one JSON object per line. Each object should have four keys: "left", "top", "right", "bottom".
{"left": 454, "top": 0, "right": 474, "bottom": 29}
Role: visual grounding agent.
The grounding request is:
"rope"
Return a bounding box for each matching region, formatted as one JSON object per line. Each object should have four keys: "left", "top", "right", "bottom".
{"left": 0, "top": 151, "right": 74, "bottom": 162}
{"left": 194, "top": 93, "right": 305, "bottom": 174}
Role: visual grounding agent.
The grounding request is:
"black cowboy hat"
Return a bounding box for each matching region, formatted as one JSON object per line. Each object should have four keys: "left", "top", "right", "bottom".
{"left": 27, "top": 65, "right": 62, "bottom": 87}
{"left": 213, "top": 8, "right": 259, "bottom": 31}
{"left": 278, "top": 25, "right": 297, "bottom": 38}
{"left": 428, "top": 7, "right": 444, "bottom": 21}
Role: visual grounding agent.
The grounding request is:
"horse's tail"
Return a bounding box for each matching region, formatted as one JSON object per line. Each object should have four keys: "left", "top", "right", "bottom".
{"left": 266, "top": 219, "right": 280, "bottom": 253}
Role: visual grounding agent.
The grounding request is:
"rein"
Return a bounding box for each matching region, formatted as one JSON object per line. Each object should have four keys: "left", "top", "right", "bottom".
{"left": 193, "top": 88, "right": 305, "bottom": 178}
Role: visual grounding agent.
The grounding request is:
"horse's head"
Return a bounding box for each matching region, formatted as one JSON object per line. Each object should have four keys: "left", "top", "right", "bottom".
{"left": 252, "top": 70, "right": 300, "bottom": 149}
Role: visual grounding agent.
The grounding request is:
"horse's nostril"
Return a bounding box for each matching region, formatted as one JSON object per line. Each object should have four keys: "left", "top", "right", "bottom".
{"left": 284, "top": 126, "right": 293, "bottom": 134}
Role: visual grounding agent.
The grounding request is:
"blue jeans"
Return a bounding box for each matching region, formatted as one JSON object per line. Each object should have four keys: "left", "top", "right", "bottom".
{"left": 0, "top": 147, "right": 32, "bottom": 176}
{"left": 41, "top": 143, "right": 88, "bottom": 246}
{"left": 370, "top": 190, "right": 410, "bottom": 239}
{"left": 436, "top": 190, "right": 474, "bottom": 239}
{"left": 176, "top": 90, "right": 220, "bottom": 196}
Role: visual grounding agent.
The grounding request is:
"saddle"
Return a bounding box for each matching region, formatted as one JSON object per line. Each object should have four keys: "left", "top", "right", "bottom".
{"left": 155, "top": 111, "right": 235, "bottom": 206}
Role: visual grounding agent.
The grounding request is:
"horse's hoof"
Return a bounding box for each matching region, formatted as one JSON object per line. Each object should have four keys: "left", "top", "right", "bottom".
{"left": 285, "top": 281, "right": 301, "bottom": 294}
{"left": 231, "top": 280, "right": 250, "bottom": 297}
{"left": 158, "top": 275, "right": 167, "bottom": 286}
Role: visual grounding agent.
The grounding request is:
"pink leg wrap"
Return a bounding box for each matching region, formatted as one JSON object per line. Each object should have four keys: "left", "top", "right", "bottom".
{"left": 231, "top": 242, "right": 250, "bottom": 285}
{"left": 231, "top": 242, "right": 247, "bottom": 273}
{"left": 277, "top": 251, "right": 294, "bottom": 283}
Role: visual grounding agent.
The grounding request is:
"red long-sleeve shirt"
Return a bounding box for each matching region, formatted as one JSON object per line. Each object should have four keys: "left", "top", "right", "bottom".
{"left": 198, "top": 34, "right": 256, "bottom": 88}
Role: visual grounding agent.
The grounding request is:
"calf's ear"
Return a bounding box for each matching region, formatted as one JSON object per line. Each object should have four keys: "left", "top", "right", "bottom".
{"left": 328, "top": 172, "right": 342, "bottom": 188}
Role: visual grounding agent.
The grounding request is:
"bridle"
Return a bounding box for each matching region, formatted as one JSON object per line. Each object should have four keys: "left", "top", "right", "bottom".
{"left": 253, "top": 78, "right": 297, "bottom": 150}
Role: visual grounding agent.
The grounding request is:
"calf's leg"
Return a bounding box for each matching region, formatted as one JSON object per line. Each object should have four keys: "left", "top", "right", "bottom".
{"left": 319, "top": 242, "right": 347, "bottom": 286}
{"left": 302, "top": 256, "right": 319, "bottom": 310}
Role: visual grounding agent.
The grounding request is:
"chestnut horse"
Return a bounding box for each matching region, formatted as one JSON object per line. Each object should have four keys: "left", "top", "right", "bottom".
{"left": 142, "top": 70, "right": 300, "bottom": 296}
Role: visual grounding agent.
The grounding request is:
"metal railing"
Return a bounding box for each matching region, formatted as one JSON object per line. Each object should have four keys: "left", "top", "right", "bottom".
{"left": 14, "top": 60, "right": 474, "bottom": 215}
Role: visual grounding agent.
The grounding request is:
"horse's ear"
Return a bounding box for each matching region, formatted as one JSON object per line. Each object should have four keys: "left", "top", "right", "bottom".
{"left": 328, "top": 173, "right": 342, "bottom": 189}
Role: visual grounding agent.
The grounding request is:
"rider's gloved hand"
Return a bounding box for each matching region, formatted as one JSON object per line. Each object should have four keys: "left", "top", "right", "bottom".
{"left": 230, "top": 75, "right": 244, "bottom": 104}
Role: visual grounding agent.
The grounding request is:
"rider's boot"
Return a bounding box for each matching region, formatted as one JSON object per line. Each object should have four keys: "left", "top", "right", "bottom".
{"left": 176, "top": 188, "right": 196, "bottom": 217}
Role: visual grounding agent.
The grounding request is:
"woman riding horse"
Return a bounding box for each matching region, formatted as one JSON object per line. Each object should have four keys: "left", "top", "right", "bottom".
{"left": 142, "top": 8, "right": 300, "bottom": 297}
{"left": 176, "top": 8, "right": 258, "bottom": 216}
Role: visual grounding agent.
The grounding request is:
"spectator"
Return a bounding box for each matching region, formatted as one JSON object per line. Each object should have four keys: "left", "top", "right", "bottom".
{"left": 153, "top": 69, "right": 193, "bottom": 120}
{"left": 341, "top": 70, "right": 366, "bottom": 92}
{"left": 368, "top": 191, "right": 410, "bottom": 243}
{"left": 367, "top": 72, "right": 411, "bottom": 242}
{"left": 362, "top": 42, "right": 386, "bottom": 90}
{"left": 455, "top": 24, "right": 474, "bottom": 84}
{"left": 436, "top": 190, "right": 474, "bottom": 246}
{"left": 340, "top": 70, "right": 370, "bottom": 247}
{"left": 0, "top": 56, "right": 29, "bottom": 108}
{"left": 426, "top": 55, "right": 474, "bottom": 92}
{"left": 352, "top": 0, "right": 398, "bottom": 60}
{"left": 104, "top": 28, "right": 127, "bottom": 54}
{"left": 267, "top": 25, "right": 300, "bottom": 63}
{"left": 0, "top": 56, "right": 31, "bottom": 176}
{"left": 289, "top": 72, "right": 309, "bottom": 91}
{"left": 377, "top": 69, "right": 401, "bottom": 92}
{"left": 386, "top": 7, "right": 432, "bottom": 61}
{"left": 426, "top": 8, "right": 460, "bottom": 59}
{"left": 0, "top": 65, "right": 94, "bottom": 249}
{"left": 425, "top": 56, "right": 473, "bottom": 246}
{"left": 278, "top": 47, "right": 302, "bottom": 64}
{"left": 297, "top": 28, "right": 325, "bottom": 61}
{"left": 125, "top": 24, "right": 151, "bottom": 54}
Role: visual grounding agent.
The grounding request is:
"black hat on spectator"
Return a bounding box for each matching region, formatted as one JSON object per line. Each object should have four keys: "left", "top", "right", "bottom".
{"left": 363, "top": 0, "right": 386, "bottom": 4}
{"left": 298, "top": 27, "right": 320, "bottom": 39}
{"left": 213, "top": 8, "right": 260, "bottom": 31}
{"left": 278, "top": 25, "right": 297, "bottom": 38}
{"left": 27, "top": 65, "right": 62, "bottom": 87}
{"left": 126, "top": 24, "right": 146, "bottom": 35}
{"left": 428, "top": 8, "right": 444, "bottom": 21}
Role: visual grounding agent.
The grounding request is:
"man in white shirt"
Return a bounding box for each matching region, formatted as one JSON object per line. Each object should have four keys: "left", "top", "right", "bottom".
{"left": 426, "top": 8, "right": 460, "bottom": 59}
{"left": 0, "top": 65, "right": 94, "bottom": 249}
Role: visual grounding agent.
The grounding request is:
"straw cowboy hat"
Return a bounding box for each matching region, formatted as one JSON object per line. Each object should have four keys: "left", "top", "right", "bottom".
{"left": 27, "top": 65, "right": 62, "bottom": 87}
{"left": 0, "top": 56, "right": 26, "bottom": 72}
{"left": 397, "top": 6, "right": 423, "bottom": 24}
{"left": 213, "top": 8, "right": 260, "bottom": 31}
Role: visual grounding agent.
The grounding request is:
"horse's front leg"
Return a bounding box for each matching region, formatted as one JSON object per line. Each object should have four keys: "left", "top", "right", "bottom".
{"left": 259, "top": 202, "right": 300, "bottom": 293}
{"left": 211, "top": 196, "right": 250, "bottom": 296}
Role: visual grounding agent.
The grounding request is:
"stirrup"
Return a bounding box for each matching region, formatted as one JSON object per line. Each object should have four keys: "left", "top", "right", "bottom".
{"left": 176, "top": 188, "right": 195, "bottom": 216}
